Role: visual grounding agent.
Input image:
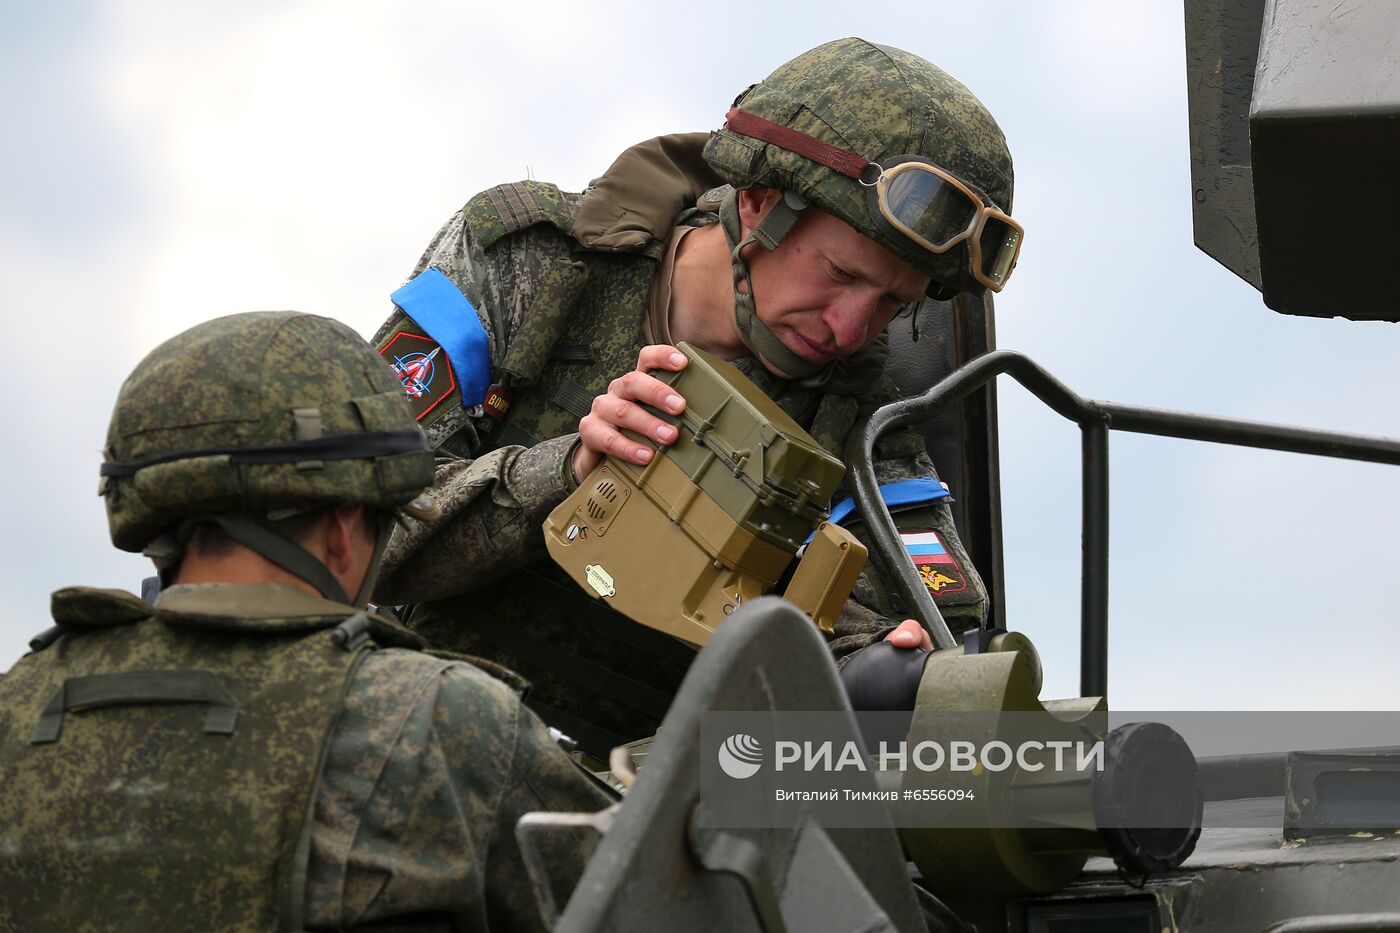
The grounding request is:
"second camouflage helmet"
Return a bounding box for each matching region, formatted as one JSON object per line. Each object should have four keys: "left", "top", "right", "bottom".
{"left": 101, "top": 311, "right": 434, "bottom": 554}
{"left": 704, "top": 37, "right": 1017, "bottom": 296}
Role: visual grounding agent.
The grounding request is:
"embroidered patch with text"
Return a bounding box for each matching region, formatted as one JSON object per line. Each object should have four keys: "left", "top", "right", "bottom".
{"left": 900, "top": 530, "right": 967, "bottom": 597}
{"left": 482, "top": 383, "right": 512, "bottom": 419}
{"left": 380, "top": 331, "right": 457, "bottom": 422}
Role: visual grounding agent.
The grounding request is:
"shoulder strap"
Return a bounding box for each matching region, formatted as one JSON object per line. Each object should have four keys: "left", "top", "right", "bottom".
{"left": 463, "top": 181, "right": 581, "bottom": 251}
{"left": 455, "top": 181, "right": 595, "bottom": 390}
{"left": 27, "top": 587, "right": 155, "bottom": 654}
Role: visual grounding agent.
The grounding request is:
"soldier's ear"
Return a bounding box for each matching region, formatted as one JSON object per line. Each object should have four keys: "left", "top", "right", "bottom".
{"left": 737, "top": 187, "right": 784, "bottom": 232}
{"left": 323, "top": 505, "right": 370, "bottom": 578}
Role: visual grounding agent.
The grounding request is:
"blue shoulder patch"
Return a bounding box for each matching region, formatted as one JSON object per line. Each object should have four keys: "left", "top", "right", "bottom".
{"left": 826, "top": 477, "right": 951, "bottom": 527}
{"left": 391, "top": 268, "right": 491, "bottom": 407}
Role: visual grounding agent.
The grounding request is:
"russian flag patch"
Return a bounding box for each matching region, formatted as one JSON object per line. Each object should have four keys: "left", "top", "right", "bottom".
{"left": 900, "top": 530, "right": 967, "bottom": 597}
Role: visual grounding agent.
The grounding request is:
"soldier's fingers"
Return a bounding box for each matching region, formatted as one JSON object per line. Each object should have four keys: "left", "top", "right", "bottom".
{"left": 885, "top": 619, "right": 933, "bottom": 652}
{"left": 637, "top": 344, "right": 688, "bottom": 374}
{"left": 591, "top": 394, "right": 678, "bottom": 445}
{"left": 614, "top": 370, "right": 686, "bottom": 416}
{"left": 634, "top": 345, "right": 687, "bottom": 413}
{"left": 578, "top": 412, "right": 656, "bottom": 467}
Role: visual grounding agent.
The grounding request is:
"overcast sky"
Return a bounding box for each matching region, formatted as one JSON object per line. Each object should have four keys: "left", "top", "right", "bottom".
{"left": 3, "top": 1, "right": 1397, "bottom": 711}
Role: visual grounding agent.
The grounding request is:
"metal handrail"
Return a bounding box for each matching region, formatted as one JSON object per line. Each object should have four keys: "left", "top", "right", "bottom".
{"left": 846, "top": 349, "right": 1400, "bottom": 698}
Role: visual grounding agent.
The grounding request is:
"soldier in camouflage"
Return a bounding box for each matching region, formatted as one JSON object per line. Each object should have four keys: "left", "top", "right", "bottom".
{"left": 0, "top": 312, "right": 609, "bottom": 932}
{"left": 372, "top": 38, "right": 1024, "bottom": 757}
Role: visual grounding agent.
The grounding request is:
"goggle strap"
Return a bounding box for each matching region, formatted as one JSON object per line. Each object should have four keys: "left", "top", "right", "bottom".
{"left": 725, "top": 107, "right": 871, "bottom": 180}
{"left": 725, "top": 107, "right": 1023, "bottom": 292}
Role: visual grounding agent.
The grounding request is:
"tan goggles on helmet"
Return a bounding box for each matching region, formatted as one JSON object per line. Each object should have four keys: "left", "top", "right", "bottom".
{"left": 865, "top": 158, "right": 1023, "bottom": 292}
{"left": 723, "top": 107, "right": 1023, "bottom": 292}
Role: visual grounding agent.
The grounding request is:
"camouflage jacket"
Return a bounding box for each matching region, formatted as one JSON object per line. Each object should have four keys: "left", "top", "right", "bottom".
{"left": 370, "top": 136, "right": 988, "bottom": 754}
{"left": 0, "top": 583, "right": 607, "bottom": 933}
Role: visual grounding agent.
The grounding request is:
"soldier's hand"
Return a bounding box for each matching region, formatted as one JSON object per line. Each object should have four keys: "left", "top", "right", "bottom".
{"left": 573, "top": 345, "right": 689, "bottom": 482}
{"left": 884, "top": 618, "right": 933, "bottom": 652}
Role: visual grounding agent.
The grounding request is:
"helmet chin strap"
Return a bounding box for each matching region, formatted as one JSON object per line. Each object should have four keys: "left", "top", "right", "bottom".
{"left": 718, "top": 189, "right": 832, "bottom": 383}
{"left": 352, "top": 512, "right": 397, "bottom": 608}
{"left": 144, "top": 510, "right": 396, "bottom": 608}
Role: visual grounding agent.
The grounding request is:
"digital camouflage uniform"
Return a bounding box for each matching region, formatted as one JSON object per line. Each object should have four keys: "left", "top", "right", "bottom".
{"left": 0, "top": 311, "right": 611, "bottom": 932}
{"left": 373, "top": 134, "right": 991, "bottom": 757}
{"left": 0, "top": 582, "right": 607, "bottom": 933}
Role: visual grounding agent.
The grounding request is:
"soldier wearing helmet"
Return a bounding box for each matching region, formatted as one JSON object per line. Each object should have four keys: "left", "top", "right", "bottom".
{"left": 371, "top": 38, "right": 1022, "bottom": 758}
{"left": 0, "top": 312, "right": 608, "bottom": 931}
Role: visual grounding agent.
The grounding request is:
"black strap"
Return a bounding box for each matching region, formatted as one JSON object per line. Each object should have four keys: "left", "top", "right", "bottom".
{"left": 30, "top": 670, "right": 239, "bottom": 744}
{"left": 526, "top": 700, "right": 629, "bottom": 761}
{"left": 550, "top": 380, "right": 596, "bottom": 419}
{"left": 100, "top": 429, "right": 427, "bottom": 477}
{"left": 495, "top": 422, "right": 538, "bottom": 449}
{"left": 349, "top": 512, "right": 396, "bottom": 608}
{"left": 201, "top": 514, "right": 350, "bottom": 606}
{"left": 468, "top": 610, "right": 673, "bottom": 721}
{"left": 551, "top": 343, "right": 596, "bottom": 363}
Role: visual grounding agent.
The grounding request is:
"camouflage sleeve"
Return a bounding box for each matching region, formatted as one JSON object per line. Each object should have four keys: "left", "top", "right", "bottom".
{"left": 826, "top": 447, "right": 989, "bottom": 663}
{"left": 305, "top": 648, "right": 611, "bottom": 932}
{"left": 372, "top": 210, "right": 583, "bottom": 605}
{"left": 375, "top": 434, "right": 580, "bottom": 605}
{"left": 486, "top": 692, "right": 614, "bottom": 924}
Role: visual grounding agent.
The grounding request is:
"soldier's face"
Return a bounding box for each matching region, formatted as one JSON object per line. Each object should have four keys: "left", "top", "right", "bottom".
{"left": 738, "top": 188, "right": 929, "bottom": 376}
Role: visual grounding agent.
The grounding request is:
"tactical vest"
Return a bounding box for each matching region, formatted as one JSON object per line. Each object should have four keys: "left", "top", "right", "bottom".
{"left": 397, "top": 178, "right": 942, "bottom": 758}
{"left": 400, "top": 186, "right": 678, "bottom": 756}
{"left": 0, "top": 585, "right": 389, "bottom": 932}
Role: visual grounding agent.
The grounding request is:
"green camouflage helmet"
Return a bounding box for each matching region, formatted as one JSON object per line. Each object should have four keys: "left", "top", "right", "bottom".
{"left": 101, "top": 311, "right": 434, "bottom": 554}
{"left": 704, "top": 37, "right": 1016, "bottom": 297}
